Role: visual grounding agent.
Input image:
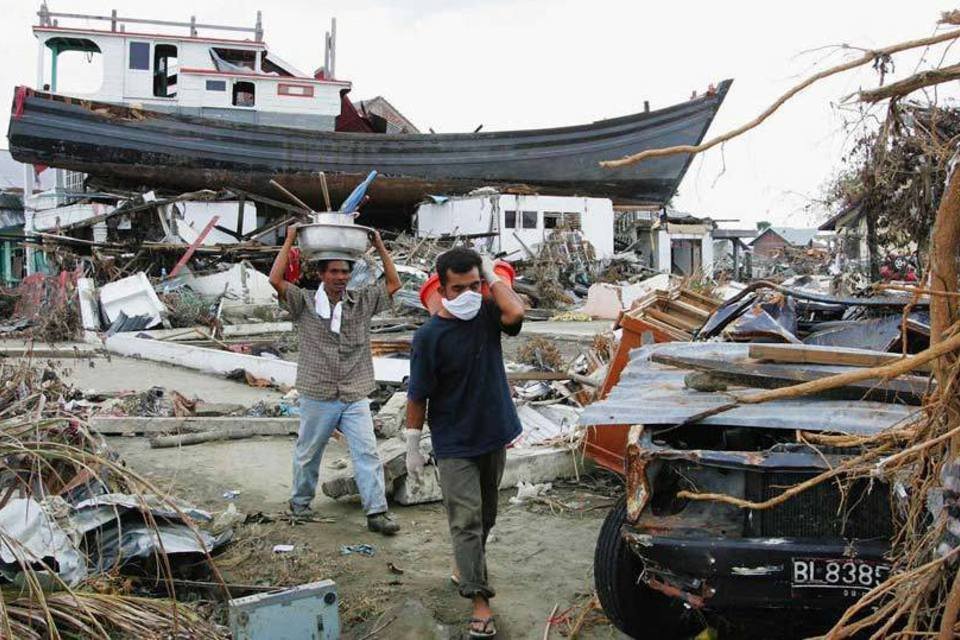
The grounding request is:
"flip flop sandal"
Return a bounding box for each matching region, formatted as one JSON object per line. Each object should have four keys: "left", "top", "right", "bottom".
{"left": 468, "top": 616, "right": 497, "bottom": 638}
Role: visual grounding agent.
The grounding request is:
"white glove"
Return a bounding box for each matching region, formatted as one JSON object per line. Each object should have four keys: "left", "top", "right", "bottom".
{"left": 405, "top": 429, "right": 427, "bottom": 478}
{"left": 480, "top": 255, "right": 500, "bottom": 285}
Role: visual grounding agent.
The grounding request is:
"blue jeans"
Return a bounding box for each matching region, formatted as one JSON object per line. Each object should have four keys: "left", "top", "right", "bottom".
{"left": 290, "top": 396, "right": 388, "bottom": 515}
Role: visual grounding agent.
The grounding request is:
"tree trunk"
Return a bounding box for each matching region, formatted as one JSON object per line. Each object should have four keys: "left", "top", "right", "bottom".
{"left": 934, "top": 160, "right": 960, "bottom": 640}
{"left": 930, "top": 163, "right": 960, "bottom": 386}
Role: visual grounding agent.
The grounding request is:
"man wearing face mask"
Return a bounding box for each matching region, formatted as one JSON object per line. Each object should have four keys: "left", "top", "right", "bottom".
{"left": 405, "top": 247, "right": 525, "bottom": 638}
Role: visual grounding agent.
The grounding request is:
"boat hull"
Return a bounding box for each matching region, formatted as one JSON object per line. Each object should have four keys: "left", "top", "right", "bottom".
{"left": 7, "top": 82, "right": 731, "bottom": 208}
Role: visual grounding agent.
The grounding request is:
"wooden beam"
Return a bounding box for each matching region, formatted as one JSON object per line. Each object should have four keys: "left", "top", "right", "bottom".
{"left": 168, "top": 215, "right": 219, "bottom": 277}
{"left": 244, "top": 215, "right": 295, "bottom": 242}
{"left": 652, "top": 350, "right": 928, "bottom": 403}
{"left": 90, "top": 416, "right": 299, "bottom": 436}
{"left": 60, "top": 190, "right": 226, "bottom": 232}
{"left": 227, "top": 187, "right": 312, "bottom": 219}
{"left": 644, "top": 307, "right": 701, "bottom": 332}
{"left": 213, "top": 224, "right": 243, "bottom": 240}
{"left": 508, "top": 371, "right": 572, "bottom": 382}
{"left": 749, "top": 343, "right": 932, "bottom": 373}
{"left": 236, "top": 194, "right": 246, "bottom": 237}
{"left": 0, "top": 348, "right": 102, "bottom": 359}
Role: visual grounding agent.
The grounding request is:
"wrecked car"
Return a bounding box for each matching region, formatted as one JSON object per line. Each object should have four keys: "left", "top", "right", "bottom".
{"left": 581, "top": 343, "right": 914, "bottom": 638}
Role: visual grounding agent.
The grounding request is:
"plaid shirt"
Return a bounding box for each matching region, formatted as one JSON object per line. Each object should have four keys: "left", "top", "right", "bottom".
{"left": 284, "top": 283, "right": 391, "bottom": 402}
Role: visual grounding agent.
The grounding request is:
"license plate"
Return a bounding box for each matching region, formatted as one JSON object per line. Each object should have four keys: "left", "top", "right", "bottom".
{"left": 792, "top": 558, "right": 890, "bottom": 593}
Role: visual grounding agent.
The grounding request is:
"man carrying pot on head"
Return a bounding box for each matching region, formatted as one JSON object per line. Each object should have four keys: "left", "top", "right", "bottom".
{"left": 268, "top": 224, "right": 402, "bottom": 535}
{"left": 405, "top": 247, "right": 525, "bottom": 638}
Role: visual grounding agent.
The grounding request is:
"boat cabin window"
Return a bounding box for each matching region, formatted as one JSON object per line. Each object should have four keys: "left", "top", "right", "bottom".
{"left": 233, "top": 81, "right": 255, "bottom": 107}
{"left": 543, "top": 212, "right": 562, "bottom": 229}
{"left": 44, "top": 37, "right": 102, "bottom": 94}
{"left": 504, "top": 211, "right": 517, "bottom": 229}
{"left": 153, "top": 44, "right": 178, "bottom": 98}
{"left": 206, "top": 80, "right": 227, "bottom": 92}
{"left": 212, "top": 48, "right": 257, "bottom": 72}
{"left": 129, "top": 42, "right": 150, "bottom": 70}
{"left": 521, "top": 211, "right": 538, "bottom": 230}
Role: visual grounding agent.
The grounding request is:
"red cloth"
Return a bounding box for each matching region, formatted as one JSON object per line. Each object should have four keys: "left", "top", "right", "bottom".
{"left": 285, "top": 247, "right": 302, "bottom": 282}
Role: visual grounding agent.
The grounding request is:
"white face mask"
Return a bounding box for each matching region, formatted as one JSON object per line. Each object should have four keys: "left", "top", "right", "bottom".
{"left": 441, "top": 290, "right": 482, "bottom": 321}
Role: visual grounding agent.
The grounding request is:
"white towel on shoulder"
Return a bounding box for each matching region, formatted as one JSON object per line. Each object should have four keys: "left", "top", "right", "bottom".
{"left": 314, "top": 287, "right": 343, "bottom": 334}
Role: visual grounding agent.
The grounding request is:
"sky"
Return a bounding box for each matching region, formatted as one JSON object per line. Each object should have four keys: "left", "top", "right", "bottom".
{"left": 0, "top": 0, "right": 957, "bottom": 228}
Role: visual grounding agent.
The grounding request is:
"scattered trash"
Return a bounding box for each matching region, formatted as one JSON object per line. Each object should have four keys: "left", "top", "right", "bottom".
{"left": 340, "top": 544, "right": 376, "bottom": 557}
{"left": 213, "top": 503, "right": 246, "bottom": 534}
{"left": 509, "top": 481, "right": 554, "bottom": 505}
{"left": 272, "top": 544, "right": 296, "bottom": 554}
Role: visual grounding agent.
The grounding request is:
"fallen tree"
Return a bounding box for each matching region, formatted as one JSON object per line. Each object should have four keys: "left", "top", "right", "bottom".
{"left": 601, "top": 7, "right": 960, "bottom": 638}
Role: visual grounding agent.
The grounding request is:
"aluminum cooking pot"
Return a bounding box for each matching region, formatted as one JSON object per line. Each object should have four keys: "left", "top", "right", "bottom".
{"left": 297, "top": 222, "right": 371, "bottom": 259}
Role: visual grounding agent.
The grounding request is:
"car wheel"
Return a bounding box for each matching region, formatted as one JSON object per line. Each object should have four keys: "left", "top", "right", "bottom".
{"left": 594, "top": 497, "right": 705, "bottom": 639}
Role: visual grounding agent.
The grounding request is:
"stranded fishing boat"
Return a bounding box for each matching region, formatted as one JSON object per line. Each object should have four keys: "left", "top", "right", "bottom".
{"left": 7, "top": 5, "right": 732, "bottom": 208}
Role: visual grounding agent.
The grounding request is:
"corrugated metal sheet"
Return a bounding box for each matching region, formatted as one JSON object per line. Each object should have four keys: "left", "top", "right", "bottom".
{"left": 579, "top": 343, "right": 916, "bottom": 434}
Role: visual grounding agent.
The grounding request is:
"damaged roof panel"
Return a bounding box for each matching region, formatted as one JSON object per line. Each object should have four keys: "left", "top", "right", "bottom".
{"left": 579, "top": 344, "right": 917, "bottom": 434}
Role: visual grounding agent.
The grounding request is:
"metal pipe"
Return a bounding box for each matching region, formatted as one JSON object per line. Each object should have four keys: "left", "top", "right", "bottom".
{"left": 41, "top": 11, "right": 259, "bottom": 34}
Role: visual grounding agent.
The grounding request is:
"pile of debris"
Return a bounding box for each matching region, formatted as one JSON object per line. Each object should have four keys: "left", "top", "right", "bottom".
{"left": 1, "top": 270, "right": 83, "bottom": 341}
{"left": 0, "top": 359, "right": 232, "bottom": 638}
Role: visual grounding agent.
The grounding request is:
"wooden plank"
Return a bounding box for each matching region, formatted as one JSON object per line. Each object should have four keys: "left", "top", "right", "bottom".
{"left": 90, "top": 416, "right": 299, "bottom": 436}
{"left": 651, "top": 351, "right": 929, "bottom": 404}
{"left": 508, "top": 371, "right": 571, "bottom": 382}
{"left": 0, "top": 348, "right": 102, "bottom": 359}
{"left": 677, "top": 288, "right": 722, "bottom": 311}
{"left": 227, "top": 187, "right": 312, "bottom": 219}
{"left": 243, "top": 215, "right": 295, "bottom": 242}
{"left": 236, "top": 194, "right": 246, "bottom": 237}
{"left": 667, "top": 298, "right": 713, "bottom": 320}
{"left": 625, "top": 313, "right": 690, "bottom": 341}
{"left": 749, "top": 343, "right": 932, "bottom": 374}
{"left": 168, "top": 215, "right": 219, "bottom": 278}
{"left": 645, "top": 307, "right": 701, "bottom": 332}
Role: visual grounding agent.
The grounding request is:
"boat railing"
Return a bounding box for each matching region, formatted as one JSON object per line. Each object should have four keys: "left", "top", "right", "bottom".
{"left": 36, "top": 2, "right": 263, "bottom": 41}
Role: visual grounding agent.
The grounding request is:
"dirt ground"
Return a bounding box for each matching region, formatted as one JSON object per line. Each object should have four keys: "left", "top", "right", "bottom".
{"left": 113, "top": 436, "right": 623, "bottom": 639}
{"left": 27, "top": 351, "right": 627, "bottom": 639}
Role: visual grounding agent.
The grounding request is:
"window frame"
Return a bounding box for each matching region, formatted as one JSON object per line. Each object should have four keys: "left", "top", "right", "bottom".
{"left": 128, "top": 41, "right": 151, "bottom": 71}
{"left": 504, "top": 210, "right": 517, "bottom": 229}
{"left": 521, "top": 210, "right": 538, "bottom": 230}
{"left": 152, "top": 43, "right": 178, "bottom": 98}
{"left": 232, "top": 80, "right": 256, "bottom": 108}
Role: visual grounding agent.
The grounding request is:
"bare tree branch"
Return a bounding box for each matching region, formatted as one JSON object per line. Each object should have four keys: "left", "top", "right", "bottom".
{"left": 599, "top": 27, "right": 960, "bottom": 169}
{"left": 859, "top": 63, "right": 960, "bottom": 103}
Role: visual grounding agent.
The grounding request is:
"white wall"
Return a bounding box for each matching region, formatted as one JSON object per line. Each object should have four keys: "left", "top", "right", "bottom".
{"left": 31, "top": 202, "right": 103, "bottom": 231}
{"left": 37, "top": 29, "right": 343, "bottom": 119}
{"left": 38, "top": 33, "right": 125, "bottom": 101}
{"left": 179, "top": 200, "right": 257, "bottom": 245}
{"left": 415, "top": 194, "right": 616, "bottom": 259}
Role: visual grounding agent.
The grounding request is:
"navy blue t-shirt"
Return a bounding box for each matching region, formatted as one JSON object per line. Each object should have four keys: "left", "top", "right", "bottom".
{"left": 407, "top": 301, "right": 523, "bottom": 459}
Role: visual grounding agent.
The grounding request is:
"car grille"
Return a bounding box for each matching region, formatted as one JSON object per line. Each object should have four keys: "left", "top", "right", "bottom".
{"left": 744, "top": 472, "right": 894, "bottom": 540}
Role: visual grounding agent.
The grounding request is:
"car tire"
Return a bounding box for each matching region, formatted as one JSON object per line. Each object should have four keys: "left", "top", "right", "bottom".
{"left": 594, "top": 497, "right": 704, "bottom": 639}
